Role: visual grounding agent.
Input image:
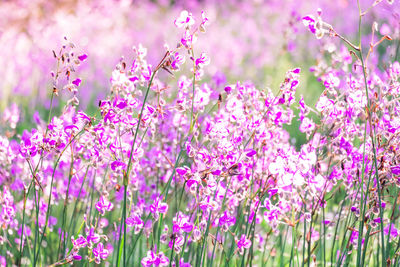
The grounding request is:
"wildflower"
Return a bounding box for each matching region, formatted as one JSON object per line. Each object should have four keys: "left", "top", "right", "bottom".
{"left": 77, "top": 54, "right": 88, "bottom": 61}
{"left": 149, "top": 197, "right": 168, "bottom": 221}
{"left": 96, "top": 195, "right": 114, "bottom": 215}
{"left": 170, "top": 52, "right": 185, "bottom": 71}
{"left": 237, "top": 234, "right": 251, "bottom": 255}
{"left": 72, "top": 78, "right": 82, "bottom": 87}
{"left": 71, "top": 235, "right": 87, "bottom": 249}
{"left": 302, "top": 10, "right": 331, "bottom": 39}
{"left": 126, "top": 214, "right": 144, "bottom": 234}
{"left": 391, "top": 165, "right": 400, "bottom": 175}
{"left": 141, "top": 247, "right": 169, "bottom": 267}
{"left": 199, "top": 11, "right": 209, "bottom": 32}
{"left": 174, "top": 11, "right": 195, "bottom": 28}
{"left": 195, "top": 53, "right": 210, "bottom": 68}
{"left": 86, "top": 227, "right": 100, "bottom": 247}
{"left": 92, "top": 243, "right": 109, "bottom": 264}
{"left": 181, "top": 29, "right": 197, "bottom": 48}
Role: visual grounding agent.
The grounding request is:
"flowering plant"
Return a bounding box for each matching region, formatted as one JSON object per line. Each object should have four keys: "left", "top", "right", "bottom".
{"left": 1, "top": 1, "right": 400, "bottom": 266}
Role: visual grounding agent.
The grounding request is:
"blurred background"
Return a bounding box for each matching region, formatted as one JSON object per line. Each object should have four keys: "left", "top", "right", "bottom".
{"left": 0, "top": 0, "right": 399, "bottom": 145}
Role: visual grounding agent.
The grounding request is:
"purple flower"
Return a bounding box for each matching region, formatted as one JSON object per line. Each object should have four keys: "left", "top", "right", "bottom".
{"left": 96, "top": 196, "right": 114, "bottom": 215}
{"left": 71, "top": 235, "right": 87, "bottom": 249}
{"left": 391, "top": 165, "right": 400, "bottom": 175}
{"left": 174, "top": 10, "right": 195, "bottom": 28}
{"left": 176, "top": 167, "right": 188, "bottom": 176}
{"left": 0, "top": 255, "right": 6, "bottom": 266}
{"left": 72, "top": 78, "right": 82, "bottom": 87}
{"left": 384, "top": 223, "right": 399, "bottom": 239}
{"left": 170, "top": 52, "right": 185, "bottom": 71}
{"left": 142, "top": 65, "right": 152, "bottom": 81}
{"left": 141, "top": 248, "right": 169, "bottom": 267}
{"left": 219, "top": 211, "right": 236, "bottom": 229}
{"left": 201, "top": 11, "right": 209, "bottom": 28}
{"left": 92, "top": 243, "right": 109, "bottom": 264}
{"left": 86, "top": 227, "right": 100, "bottom": 245}
{"left": 149, "top": 197, "right": 168, "bottom": 220}
{"left": 126, "top": 214, "right": 144, "bottom": 234}
{"left": 64, "top": 125, "right": 79, "bottom": 135}
{"left": 245, "top": 149, "right": 257, "bottom": 157}
{"left": 168, "top": 235, "right": 184, "bottom": 253}
{"left": 111, "top": 160, "right": 126, "bottom": 172}
{"left": 179, "top": 258, "right": 191, "bottom": 267}
{"left": 195, "top": 53, "right": 210, "bottom": 67}
{"left": 237, "top": 234, "right": 251, "bottom": 254}
{"left": 302, "top": 16, "right": 316, "bottom": 34}
{"left": 172, "top": 212, "right": 193, "bottom": 234}
{"left": 77, "top": 54, "right": 88, "bottom": 61}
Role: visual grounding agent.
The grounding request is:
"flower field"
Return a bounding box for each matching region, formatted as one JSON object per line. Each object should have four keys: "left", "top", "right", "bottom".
{"left": 1, "top": 0, "right": 400, "bottom": 266}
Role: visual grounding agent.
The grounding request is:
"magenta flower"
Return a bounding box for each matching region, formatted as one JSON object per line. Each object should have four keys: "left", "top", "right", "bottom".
{"left": 149, "top": 197, "right": 168, "bottom": 220}
{"left": 237, "top": 234, "right": 251, "bottom": 254}
{"left": 219, "top": 211, "right": 236, "bottom": 230}
{"left": 302, "top": 10, "right": 328, "bottom": 39}
{"left": 245, "top": 149, "right": 257, "bottom": 157}
{"left": 96, "top": 196, "right": 113, "bottom": 215}
{"left": 174, "top": 10, "right": 195, "bottom": 28}
{"left": 142, "top": 65, "right": 152, "bottom": 81}
{"left": 391, "top": 165, "right": 400, "bottom": 175}
{"left": 179, "top": 258, "right": 191, "bottom": 267}
{"left": 172, "top": 212, "right": 193, "bottom": 234}
{"left": 0, "top": 255, "right": 6, "bottom": 266}
{"left": 111, "top": 160, "right": 126, "bottom": 172}
{"left": 176, "top": 167, "right": 189, "bottom": 176}
{"left": 302, "top": 16, "right": 316, "bottom": 34}
{"left": 86, "top": 227, "right": 100, "bottom": 246}
{"left": 77, "top": 54, "right": 88, "bottom": 61}
{"left": 384, "top": 223, "right": 399, "bottom": 240}
{"left": 170, "top": 52, "right": 185, "bottom": 71}
{"left": 195, "top": 53, "right": 210, "bottom": 67}
{"left": 126, "top": 214, "right": 144, "bottom": 234}
{"left": 181, "top": 29, "right": 197, "bottom": 48}
{"left": 141, "top": 248, "right": 169, "bottom": 267}
{"left": 71, "top": 235, "right": 87, "bottom": 249}
{"left": 168, "top": 235, "right": 184, "bottom": 253}
{"left": 72, "top": 78, "right": 82, "bottom": 87}
{"left": 201, "top": 11, "right": 209, "bottom": 27}
{"left": 92, "top": 243, "right": 109, "bottom": 264}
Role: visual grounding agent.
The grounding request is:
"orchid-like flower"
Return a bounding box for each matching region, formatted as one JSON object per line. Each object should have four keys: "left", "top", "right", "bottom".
{"left": 141, "top": 247, "right": 169, "bottom": 267}
{"left": 174, "top": 10, "right": 195, "bottom": 28}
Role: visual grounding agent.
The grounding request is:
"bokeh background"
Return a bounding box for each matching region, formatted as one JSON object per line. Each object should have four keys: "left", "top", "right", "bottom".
{"left": 1, "top": 0, "right": 399, "bottom": 146}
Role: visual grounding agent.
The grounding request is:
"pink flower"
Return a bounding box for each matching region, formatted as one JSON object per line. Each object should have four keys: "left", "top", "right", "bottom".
{"left": 181, "top": 29, "right": 197, "bottom": 48}
{"left": 77, "top": 54, "right": 88, "bottom": 61}
{"left": 126, "top": 214, "right": 144, "bottom": 234}
{"left": 174, "top": 10, "right": 195, "bottom": 28}
{"left": 201, "top": 11, "right": 209, "bottom": 26}
{"left": 92, "top": 243, "right": 109, "bottom": 264}
{"left": 170, "top": 52, "right": 185, "bottom": 71}
{"left": 391, "top": 165, "right": 400, "bottom": 175}
{"left": 302, "top": 15, "right": 316, "bottom": 34}
{"left": 150, "top": 197, "right": 168, "bottom": 220}
{"left": 302, "top": 11, "right": 328, "bottom": 39}
{"left": 96, "top": 196, "right": 113, "bottom": 215}
{"left": 195, "top": 53, "right": 210, "bottom": 67}
{"left": 141, "top": 247, "right": 169, "bottom": 267}
{"left": 237, "top": 234, "right": 251, "bottom": 254}
{"left": 199, "top": 11, "right": 209, "bottom": 32}
{"left": 72, "top": 78, "right": 82, "bottom": 87}
{"left": 142, "top": 65, "right": 152, "bottom": 81}
{"left": 71, "top": 235, "right": 87, "bottom": 249}
{"left": 86, "top": 227, "right": 100, "bottom": 245}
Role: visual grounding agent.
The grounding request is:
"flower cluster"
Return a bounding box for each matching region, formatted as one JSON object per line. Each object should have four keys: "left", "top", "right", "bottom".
{"left": 1, "top": 1, "right": 400, "bottom": 266}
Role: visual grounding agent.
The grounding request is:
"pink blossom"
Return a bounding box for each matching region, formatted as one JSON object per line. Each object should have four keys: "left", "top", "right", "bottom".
{"left": 174, "top": 10, "right": 195, "bottom": 28}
